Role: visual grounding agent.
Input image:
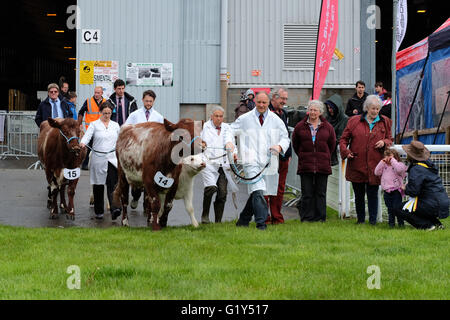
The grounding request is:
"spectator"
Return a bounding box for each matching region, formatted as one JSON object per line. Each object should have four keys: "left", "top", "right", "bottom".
{"left": 229, "top": 91, "right": 290, "bottom": 230}
{"left": 35, "top": 83, "right": 73, "bottom": 127}
{"left": 66, "top": 91, "right": 78, "bottom": 121}
{"left": 374, "top": 81, "right": 388, "bottom": 101}
{"left": 125, "top": 90, "right": 165, "bottom": 210}
{"left": 234, "top": 90, "right": 250, "bottom": 120}
{"left": 324, "top": 94, "right": 348, "bottom": 166}
{"left": 246, "top": 89, "right": 256, "bottom": 111}
{"left": 200, "top": 106, "right": 238, "bottom": 224}
{"left": 345, "top": 80, "right": 368, "bottom": 117}
{"left": 78, "top": 86, "right": 106, "bottom": 170}
{"left": 340, "top": 95, "right": 393, "bottom": 225}
{"left": 380, "top": 91, "right": 392, "bottom": 119}
{"left": 374, "top": 148, "right": 407, "bottom": 228}
{"left": 292, "top": 100, "right": 336, "bottom": 222}
{"left": 265, "top": 87, "right": 292, "bottom": 224}
{"left": 80, "top": 101, "right": 122, "bottom": 220}
{"left": 108, "top": 79, "right": 138, "bottom": 126}
{"left": 59, "top": 77, "right": 70, "bottom": 101}
{"left": 395, "top": 141, "right": 449, "bottom": 231}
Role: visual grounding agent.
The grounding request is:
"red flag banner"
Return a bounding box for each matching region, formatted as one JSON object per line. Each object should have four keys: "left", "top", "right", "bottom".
{"left": 312, "top": 0, "right": 339, "bottom": 100}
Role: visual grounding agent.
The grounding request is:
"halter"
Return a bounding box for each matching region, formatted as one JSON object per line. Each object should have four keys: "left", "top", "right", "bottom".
{"left": 226, "top": 149, "right": 272, "bottom": 183}
{"left": 59, "top": 129, "right": 80, "bottom": 144}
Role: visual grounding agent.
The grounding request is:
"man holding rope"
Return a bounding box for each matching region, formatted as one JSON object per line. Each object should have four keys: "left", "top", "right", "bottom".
{"left": 228, "top": 91, "right": 290, "bottom": 230}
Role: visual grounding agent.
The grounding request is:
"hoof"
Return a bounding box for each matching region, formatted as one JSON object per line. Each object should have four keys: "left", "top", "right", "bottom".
{"left": 66, "top": 214, "right": 75, "bottom": 221}
{"left": 122, "top": 218, "right": 129, "bottom": 227}
{"left": 49, "top": 213, "right": 58, "bottom": 220}
{"left": 152, "top": 224, "right": 162, "bottom": 231}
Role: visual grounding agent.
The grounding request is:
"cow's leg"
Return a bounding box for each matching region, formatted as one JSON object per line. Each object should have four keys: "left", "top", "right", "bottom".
{"left": 49, "top": 180, "right": 59, "bottom": 219}
{"left": 47, "top": 185, "right": 52, "bottom": 209}
{"left": 184, "top": 187, "right": 199, "bottom": 228}
{"left": 159, "top": 188, "right": 176, "bottom": 228}
{"left": 60, "top": 184, "right": 68, "bottom": 213}
{"left": 145, "top": 189, "right": 162, "bottom": 231}
{"left": 113, "top": 161, "right": 129, "bottom": 226}
{"left": 156, "top": 193, "right": 166, "bottom": 225}
{"left": 65, "top": 180, "right": 78, "bottom": 220}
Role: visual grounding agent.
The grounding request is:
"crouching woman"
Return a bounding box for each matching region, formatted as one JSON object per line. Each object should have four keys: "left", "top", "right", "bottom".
{"left": 395, "top": 141, "right": 449, "bottom": 230}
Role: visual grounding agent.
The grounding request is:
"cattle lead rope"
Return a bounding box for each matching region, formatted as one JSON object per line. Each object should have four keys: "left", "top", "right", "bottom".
{"left": 226, "top": 149, "right": 272, "bottom": 183}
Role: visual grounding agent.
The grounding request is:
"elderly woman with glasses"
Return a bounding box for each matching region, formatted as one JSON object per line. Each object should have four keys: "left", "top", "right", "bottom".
{"left": 80, "top": 101, "right": 121, "bottom": 220}
{"left": 292, "top": 100, "right": 336, "bottom": 222}
{"left": 339, "top": 95, "right": 393, "bottom": 225}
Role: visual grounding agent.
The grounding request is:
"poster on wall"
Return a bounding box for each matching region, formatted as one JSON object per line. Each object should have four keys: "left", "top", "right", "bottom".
{"left": 80, "top": 60, "right": 119, "bottom": 85}
{"left": 126, "top": 63, "right": 173, "bottom": 87}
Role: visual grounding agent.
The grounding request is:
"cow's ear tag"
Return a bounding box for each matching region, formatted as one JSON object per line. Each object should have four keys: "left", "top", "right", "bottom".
{"left": 154, "top": 171, "right": 174, "bottom": 188}
{"left": 64, "top": 168, "right": 81, "bottom": 180}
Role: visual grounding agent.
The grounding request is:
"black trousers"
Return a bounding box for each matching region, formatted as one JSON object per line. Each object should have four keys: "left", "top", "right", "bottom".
{"left": 93, "top": 162, "right": 120, "bottom": 215}
{"left": 352, "top": 182, "right": 379, "bottom": 224}
{"left": 298, "top": 173, "right": 328, "bottom": 222}
{"left": 202, "top": 167, "right": 228, "bottom": 223}
{"left": 395, "top": 205, "right": 442, "bottom": 229}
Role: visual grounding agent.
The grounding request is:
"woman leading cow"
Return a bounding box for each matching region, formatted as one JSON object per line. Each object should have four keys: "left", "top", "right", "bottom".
{"left": 80, "top": 101, "right": 122, "bottom": 220}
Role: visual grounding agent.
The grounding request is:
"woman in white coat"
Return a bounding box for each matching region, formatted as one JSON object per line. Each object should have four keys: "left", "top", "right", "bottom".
{"left": 229, "top": 91, "right": 290, "bottom": 230}
{"left": 80, "top": 101, "right": 121, "bottom": 219}
{"left": 200, "top": 106, "right": 238, "bottom": 224}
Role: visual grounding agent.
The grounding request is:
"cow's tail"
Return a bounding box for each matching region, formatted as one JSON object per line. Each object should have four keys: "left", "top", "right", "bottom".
{"left": 112, "top": 160, "right": 124, "bottom": 208}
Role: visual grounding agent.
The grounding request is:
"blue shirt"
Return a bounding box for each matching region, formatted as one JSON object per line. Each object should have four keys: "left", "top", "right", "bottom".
{"left": 366, "top": 115, "right": 380, "bottom": 132}
{"left": 50, "top": 98, "right": 64, "bottom": 119}
{"left": 256, "top": 108, "right": 269, "bottom": 123}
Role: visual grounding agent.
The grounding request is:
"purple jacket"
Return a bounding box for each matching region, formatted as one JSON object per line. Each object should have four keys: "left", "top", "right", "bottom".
{"left": 374, "top": 158, "right": 407, "bottom": 193}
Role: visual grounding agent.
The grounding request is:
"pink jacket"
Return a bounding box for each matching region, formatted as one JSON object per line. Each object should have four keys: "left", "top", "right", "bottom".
{"left": 374, "top": 158, "right": 407, "bottom": 193}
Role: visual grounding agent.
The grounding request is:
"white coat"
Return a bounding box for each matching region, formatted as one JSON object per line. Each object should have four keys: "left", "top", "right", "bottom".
{"left": 80, "top": 119, "right": 121, "bottom": 185}
{"left": 200, "top": 120, "right": 238, "bottom": 192}
{"left": 125, "top": 107, "right": 164, "bottom": 125}
{"left": 230, "top": 108, "right": 290, "bottom": 196}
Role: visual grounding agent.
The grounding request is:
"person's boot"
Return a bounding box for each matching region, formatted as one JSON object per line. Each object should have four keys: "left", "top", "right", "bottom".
{"left": 202, "top": 186, "right": 216, "bottom": 224}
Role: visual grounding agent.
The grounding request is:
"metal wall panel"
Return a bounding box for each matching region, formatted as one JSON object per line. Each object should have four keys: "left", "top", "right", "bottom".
{"left": 182, "top": 0, "right": 221, "bottom": 104}
{"left": 228, "top": 0, "right": 361, "bottom": 87}
{"left": 77, "top": 0, "right": 183, "bottom": 122}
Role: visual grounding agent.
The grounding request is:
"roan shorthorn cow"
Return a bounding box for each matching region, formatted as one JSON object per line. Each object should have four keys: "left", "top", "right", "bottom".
{"left": 37, "top": 118, "right": 86, "bottom": 220}
{"left": 113, "top": 119, "right": 206, "bottom": 230}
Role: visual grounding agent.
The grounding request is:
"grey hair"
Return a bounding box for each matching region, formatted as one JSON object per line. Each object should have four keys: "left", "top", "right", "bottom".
{"left": 47, "top": 83, "right": 60, "bottom": 92}
{"left": 210, "top": 105, "right": 225, "bottom": 117}
{"left": 363, "top": 94, "right": 382, "bottom": 112}
{"left": 270, "top": 87, "right": 288, "bottom": 100}
{"left": 307, "top": 100, "right": 325, "bottom": 114}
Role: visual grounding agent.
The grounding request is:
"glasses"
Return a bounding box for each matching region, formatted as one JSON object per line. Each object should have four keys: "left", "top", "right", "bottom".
{"left": 49, "top": 90, "right": 58, "bottom": 93}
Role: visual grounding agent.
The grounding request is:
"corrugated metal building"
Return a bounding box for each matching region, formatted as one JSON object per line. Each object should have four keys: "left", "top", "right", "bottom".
{"left": 76, "top": 0, "right": 374, "bottom": 122}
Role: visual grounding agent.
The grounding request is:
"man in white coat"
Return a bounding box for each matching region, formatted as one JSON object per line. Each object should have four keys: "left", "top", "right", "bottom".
{"left": 125, "top": 90, "right": 164, "bottom": 209}
{"left": 228, "top": 91, "right": 290, "bottom": 230}
{"left": 200, "top": 106, "right": 238, "bottom": 224}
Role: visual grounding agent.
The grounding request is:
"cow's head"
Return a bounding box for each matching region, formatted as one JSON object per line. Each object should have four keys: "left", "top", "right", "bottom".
{"left": 48, "top": 117, "right": 83, "bottom": 157}
{"left": 164, "top": 118, "right": 206, "bottom": 155}
{"left": 181, "top": 154, "right": 206, "bottom": 176}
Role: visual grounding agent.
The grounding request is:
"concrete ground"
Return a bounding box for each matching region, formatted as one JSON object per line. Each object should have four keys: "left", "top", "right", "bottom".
{"left": 0, "top": 157, "right": 299, "bottom": 229}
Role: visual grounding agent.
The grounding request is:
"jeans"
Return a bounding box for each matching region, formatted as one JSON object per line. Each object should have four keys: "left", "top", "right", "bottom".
{"left": 352, "top": 182, "right": 379, "bottom": 224}
{"left": 383, "top": 190, "right": 404, "bottom": 227}
{"left": 237, "top": 190, "right": 268, "bottom": 230}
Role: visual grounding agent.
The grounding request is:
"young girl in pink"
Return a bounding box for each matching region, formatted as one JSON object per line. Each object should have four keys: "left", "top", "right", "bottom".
{"left": 374, "top": 148, "right": 408, "bottom": 228}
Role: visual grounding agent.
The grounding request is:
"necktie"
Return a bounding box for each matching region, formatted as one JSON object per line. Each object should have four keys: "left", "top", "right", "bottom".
{"left": 118, "top": 97, "right": 123, "bottom": 125}
{"left": 51, "top": 100, "right": 58, "bottom": 118}
{"left": 259, "top": 113, "right": 264, "bottom": 126}
{"left": 216, "top": 126, "right": 221, "bottom": 135}
{"left": 145, "top": 110, "right": 150, "bottom": 121}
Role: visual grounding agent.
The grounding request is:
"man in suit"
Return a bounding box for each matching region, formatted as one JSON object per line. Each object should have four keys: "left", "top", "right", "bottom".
{"left": 108, "top": 79, "right": 138, "bottom": 126}
{"left": 35, "top": 83, "right": 73, "bottom": 128}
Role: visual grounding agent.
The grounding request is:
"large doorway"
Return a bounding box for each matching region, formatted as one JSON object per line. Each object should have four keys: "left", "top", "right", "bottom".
{"left": 0, "top": 0, "right": 77, "bottom": 111}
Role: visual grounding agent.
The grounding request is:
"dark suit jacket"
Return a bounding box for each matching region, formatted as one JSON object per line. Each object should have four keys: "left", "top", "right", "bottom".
{"left": 35, "top": 98, "right": 73, "bottom": 127}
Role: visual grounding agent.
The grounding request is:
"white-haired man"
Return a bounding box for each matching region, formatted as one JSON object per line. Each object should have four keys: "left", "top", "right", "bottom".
{"left": 228, "top": 91, "right": 290, "bottom": 230}
{"left": 200, "top": 106, "right": 238, "bottom": 223}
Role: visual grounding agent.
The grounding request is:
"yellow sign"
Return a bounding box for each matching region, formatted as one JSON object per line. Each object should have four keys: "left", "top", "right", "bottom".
{"left": 94, "top": 61, "right": 112, "bottom": 68}
{"left": 80, "top": 61, "right": 94, "bottom": 85}
{"left": 334, "top": 48, "right": 344, "bottom": 61}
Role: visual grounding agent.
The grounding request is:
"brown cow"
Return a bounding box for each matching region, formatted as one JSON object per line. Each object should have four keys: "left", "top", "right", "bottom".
{"left": 113, "top": 119, "right": 206, "bottom": 230}
{"left": 37, "top": 117, "right": 86, "bottom": 220}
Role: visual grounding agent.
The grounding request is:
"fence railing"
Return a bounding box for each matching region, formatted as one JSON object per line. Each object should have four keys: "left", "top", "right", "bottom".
{"left": 0, "top": 111, "right": 39, "bottom": 160}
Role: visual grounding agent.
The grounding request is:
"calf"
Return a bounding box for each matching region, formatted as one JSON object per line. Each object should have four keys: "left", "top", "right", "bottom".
{"left": 37, "top": 118, "right": 86, "bottom": 219}
{"left": 113, "top": 119, "right": 206, "bottom": 230}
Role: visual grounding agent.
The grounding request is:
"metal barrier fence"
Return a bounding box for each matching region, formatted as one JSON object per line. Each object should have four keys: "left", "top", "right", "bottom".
{"left": 0, "top": 111, "right": 39, "bottom": 160}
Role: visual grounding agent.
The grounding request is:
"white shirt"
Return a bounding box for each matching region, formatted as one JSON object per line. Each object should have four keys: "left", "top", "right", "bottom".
{"left": 80, "top": 119, "right": 121, "bottom": 185}
{"left": 125, "top": 107, "right": 164, "bottom": 125}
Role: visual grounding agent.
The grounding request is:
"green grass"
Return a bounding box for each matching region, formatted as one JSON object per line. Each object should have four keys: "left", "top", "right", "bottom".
{"left": 0, "top": 209, "right": 448, "bottom": 300}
